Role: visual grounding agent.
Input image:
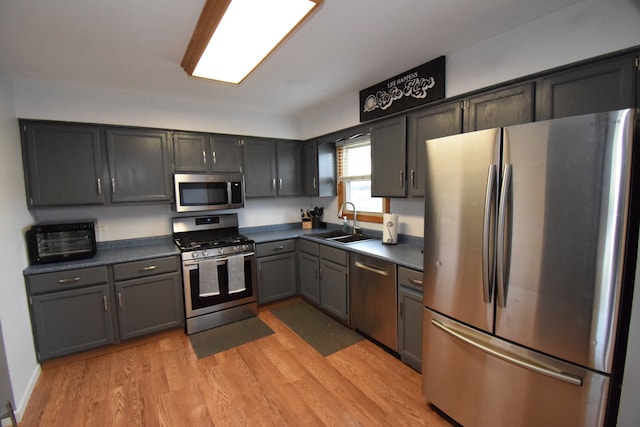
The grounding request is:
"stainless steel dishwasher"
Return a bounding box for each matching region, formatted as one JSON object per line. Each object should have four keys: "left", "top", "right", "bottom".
{"left": 349, "top": 253, "right": 398, "bottom": 351}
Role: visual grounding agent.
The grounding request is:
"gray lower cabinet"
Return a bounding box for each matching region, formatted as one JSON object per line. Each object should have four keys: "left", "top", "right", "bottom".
{"left": 26, "top": 256, "right": 183, "bottom": 361}
{"left": 298, "top": 240, "right": 320, "bottom": 304}
{"left": 105, "top": 127, "right": 173, "bottom": 203}
{"left": 398, "top": 266, "right": 423, "bottom": 372}
{"left": 318, "top": 245, "right": 349, "bottom": 322}
{"left": 113, "top": 256, "right": 183, "bottom": 341}
{"left": 20, "top": 120, "right": 106, "bottom": 207}
{"left": 27, "top": 266, "right": 115, "bottom": 361}
{"left": 256, "top": 240, "right": 297, "bottom": 304}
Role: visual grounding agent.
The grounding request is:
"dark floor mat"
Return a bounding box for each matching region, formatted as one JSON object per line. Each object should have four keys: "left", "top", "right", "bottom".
{"left": 188, "top": 316, "right": 274, "bottom": 359}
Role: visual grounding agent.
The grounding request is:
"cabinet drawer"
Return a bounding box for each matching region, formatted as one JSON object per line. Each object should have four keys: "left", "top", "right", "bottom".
{"left": 398, "top": 266, "right": 423, "bottom": 292}
{"left": 256, "top": 239, "right": 296, "bottom": 257}
{"left": 319, "top": 245, "right": 346, "bottom": 266}
{"left": 28, "top": 266, "right": 109, "bottom": 295}
{"left": 298, "top": 239, "right": 319, "bottom": 256}
{"left": 113, "top": 256, "right": 179, "bottom": 281}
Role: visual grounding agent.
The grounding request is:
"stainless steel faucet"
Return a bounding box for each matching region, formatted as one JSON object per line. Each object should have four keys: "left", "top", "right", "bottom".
{"left": 338, "top": 201, "right": 359, "bottom": 234}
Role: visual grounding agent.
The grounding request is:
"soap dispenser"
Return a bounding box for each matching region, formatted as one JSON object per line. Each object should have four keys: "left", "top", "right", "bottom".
{"left": 342, "top": 216, "right": 349, "bottom": 233}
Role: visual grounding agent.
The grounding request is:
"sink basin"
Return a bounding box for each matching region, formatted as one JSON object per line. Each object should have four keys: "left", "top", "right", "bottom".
{"left": 309, "top": 230, "right": 374, "bottom": 244}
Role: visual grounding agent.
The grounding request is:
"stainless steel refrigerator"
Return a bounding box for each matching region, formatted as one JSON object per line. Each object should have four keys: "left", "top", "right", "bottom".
{"left": 421, "top": 109, "right": 638, "bottom": 426}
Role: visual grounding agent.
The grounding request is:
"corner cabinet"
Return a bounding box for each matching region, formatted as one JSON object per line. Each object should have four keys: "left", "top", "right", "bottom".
{"left": 243, "top": 138, "right": 303, "bottom": 197}
{"left": 303, "top": 140, "right": 336, "bottom": 197}
{"left": 112, "top": 257, "right": 183, "bottom": 341}
{"left": 371, "top": 116, "right": 407, "bottom": 197}
{"left": 173, "top": 132, "right": 243, "bottom": 173}
{"left": 105, "top": 127, "right": 173, "bottom": 203}
{"left": 26, "top": 266, "right": 115, "bottom": 361}
{"left": 20, "top": 121, "right": 106, "bottom": 207}
{"left": 256, "top": 240, "right": 297, "bottom": 304}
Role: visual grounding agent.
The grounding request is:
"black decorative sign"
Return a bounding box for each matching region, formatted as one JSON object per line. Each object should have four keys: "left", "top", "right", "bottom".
{"left": 359, "top": 55, "right": 445, "bottom": 122}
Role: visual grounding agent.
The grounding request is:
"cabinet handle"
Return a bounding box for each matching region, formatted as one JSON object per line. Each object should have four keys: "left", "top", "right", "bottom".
{"left": 58, "top": 277, "right": 81, "bottom": 284}
{"left": 97, "top": 178, "right": 102, "bottom": 195}
{"left": 111, "top": 178, "right": 116, "bottom": 194}
{"left": 354, "top": 261, "right": 388, "bottom": 276}
{"left": 118, "top": 292, "right": 123, "bottom": 309}
{"left": 319, "top": 268, "right": 323, "bottom": 281}
{"left": 315, "top": 267, "right": 319, "bottom": 279}
{"left": 410, "top": 170, "right": 415, "bottom": 188}
{"left": 272, "top": 179, "right": 276, "bottom": 191}
{"left": 313, "top": 177, "right": 317, "bottom": 189}
{"left": 279, "top": 179, "right": 283, "bottom": 190}
{"left": 272, "top": 246, "right": 284, "bottom": 252}
{"left": 103, "top": 295, "right": 108, "bottom": 311}
{"left": 202, "top": 150, "right": 207, "bottom": 165}
{"left": 139, "top": 265, "right": 157, "bottom": 272}
{"left": 212, "top": 151, "right": 217, "bottom": 165}
{"left": 408, "top": 278, "right": 423, "bottom": 287}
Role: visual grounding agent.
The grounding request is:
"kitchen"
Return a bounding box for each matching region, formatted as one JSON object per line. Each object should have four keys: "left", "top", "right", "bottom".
{"left": 1, "top": 0, "right": 640, "bottom": 425}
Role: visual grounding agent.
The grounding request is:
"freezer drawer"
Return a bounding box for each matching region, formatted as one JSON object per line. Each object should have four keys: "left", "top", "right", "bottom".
{"left": 422, "top": 309, "right": 609, "bottom": 427}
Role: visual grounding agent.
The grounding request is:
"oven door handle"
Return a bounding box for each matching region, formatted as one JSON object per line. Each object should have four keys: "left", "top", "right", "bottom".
{"left": 183, "top": 251, "right": 255, "bottom": 266}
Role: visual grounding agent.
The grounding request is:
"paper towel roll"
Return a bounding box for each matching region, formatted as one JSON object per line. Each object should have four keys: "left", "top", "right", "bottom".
{"left": 382, "top": 213, "right": 399, "bottom": 245}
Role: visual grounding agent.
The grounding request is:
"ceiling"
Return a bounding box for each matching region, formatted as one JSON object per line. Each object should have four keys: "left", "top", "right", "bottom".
{"left": 0, "top": 0, "right": 581, "bottom": 116}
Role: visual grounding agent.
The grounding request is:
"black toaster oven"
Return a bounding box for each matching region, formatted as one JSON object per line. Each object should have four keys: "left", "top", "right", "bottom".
{"left": 26, "top": 221, "right": 97, "bottom": 264}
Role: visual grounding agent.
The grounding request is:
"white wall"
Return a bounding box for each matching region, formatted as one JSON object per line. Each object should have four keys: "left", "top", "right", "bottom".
{"left": 301, "top": 0, "right": 640, "bottom": 236}
{"left": 0, "top": 67, "right": 38, "bottom": 422}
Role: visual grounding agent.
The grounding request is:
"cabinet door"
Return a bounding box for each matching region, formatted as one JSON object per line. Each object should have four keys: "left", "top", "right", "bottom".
{"left": 210, "top": 134, "right": 243, "bottom": 173}
{"left": 21, "top": 121, "right": 105, "bottom": 206}
{"left": 320, "top": 259, "right": 348, "bottom": 322}
{"left": 398, "top": 286, "right": 423, "bottom": 372}
{"left": 303, "top": 141, "right": 320, "bottom": 196}
{"left": 173, "top": 132, "right": 208, "bottom": 172}
{"left": 115, "top": 272, "right": 183, "bottom": 340}
{"left": 464, "top": 82, "right": 534, "bottom": 132}
{"left": 105, "top": 128, "right": 173, "bottom": 203}
{"left": 244, "top": 138, "right": 277, "bottom": 197}
{"left": 276, "top": 140, "right": 303, "bottom": 196}
{"left": 407, "top": 101, "right": 462, "bottom": 197}
{"left": 536, "top": 55, "right": 637, "bottom": 121}
{"left": 257, "top": 252, "right": 297, "bottom": 304}
{"left": 30, "top": 285, "right": 115, "bottom": 361}
{"left": 371, "top": 116, "right": 407, "bottom": 197}
{"left": 299, "top": 251, "right": 320, "bottom": 304}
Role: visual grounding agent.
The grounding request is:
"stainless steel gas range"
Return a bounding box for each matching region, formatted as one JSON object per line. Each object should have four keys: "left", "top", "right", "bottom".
{"left": 172, "top": 214, "right": 257, "bottom": 334}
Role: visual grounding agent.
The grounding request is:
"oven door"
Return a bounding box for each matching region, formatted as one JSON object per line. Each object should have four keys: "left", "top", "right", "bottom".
{"left": 182, "top": 252, "right": 257, "bottom": 318}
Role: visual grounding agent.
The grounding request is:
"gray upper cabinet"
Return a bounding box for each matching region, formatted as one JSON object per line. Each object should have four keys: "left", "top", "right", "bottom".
{"left": 536, "top": 54, "right": 638, "bottom": 121}
{"left": 173, "top": 132, "right": 243, "bottom": 173}
{"left": 21, "top": 121, "right": 106, "bottom": 207}
{"left": 406, "top": 101, "right": 462, "bottom": 197}
{"left": 244, "top": 138, "right": 303, "bottom": 197}
{"left": 105, "top": 127, "right": 173, "bottom": 203}
{"left": 371, "top": 116, "right": 407, "bottom": 198}
{"left": 304, "top": 140, "right": 337, "bottom": 197}
{"left": 463, "top": 82, "right": 535, "bottom": 132}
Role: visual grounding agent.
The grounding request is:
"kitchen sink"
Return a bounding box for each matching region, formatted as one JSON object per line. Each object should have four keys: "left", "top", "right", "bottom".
{"left": 309, "top": 230, "right": 374, "bottom": 244}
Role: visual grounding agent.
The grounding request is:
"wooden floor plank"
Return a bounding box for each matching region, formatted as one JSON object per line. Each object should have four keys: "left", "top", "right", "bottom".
{"left": 19, "top": 302, "right": 455, "bottom": 427}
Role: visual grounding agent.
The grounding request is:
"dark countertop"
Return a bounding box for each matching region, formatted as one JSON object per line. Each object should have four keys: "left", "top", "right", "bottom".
{"left": 23, "top": 225, "right": 424, "bottom": 275}
{"left": 244, "top": 227, "right": 424, "bottom": 272}
{"left": 23, "top": 236, "right": 180, "bottom": 275}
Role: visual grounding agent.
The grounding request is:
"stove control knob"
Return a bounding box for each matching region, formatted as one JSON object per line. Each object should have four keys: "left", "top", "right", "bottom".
{"left": 191, "top": 252, "right": 199, "bottom": 258}
{"left": 202, "top": 250, "right": 208, "bottom": 257}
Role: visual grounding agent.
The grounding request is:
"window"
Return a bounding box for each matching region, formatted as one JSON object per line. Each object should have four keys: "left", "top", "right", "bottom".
{"left": 337, "top": 134, "right": 390, "bottom": 224}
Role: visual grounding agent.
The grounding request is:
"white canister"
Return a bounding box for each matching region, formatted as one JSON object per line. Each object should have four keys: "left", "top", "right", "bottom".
{"left": 382, "top": 213, "right": 399, "bottom": 244}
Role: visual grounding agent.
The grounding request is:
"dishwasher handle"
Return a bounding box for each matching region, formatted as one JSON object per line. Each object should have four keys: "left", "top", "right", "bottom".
{"left": 354, "top": 261, "right": 388, "bottom": 276}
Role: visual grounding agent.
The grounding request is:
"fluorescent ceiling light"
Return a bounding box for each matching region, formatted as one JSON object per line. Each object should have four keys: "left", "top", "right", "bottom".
{"left": 182, "top": 0, "right": 322, "bottom": 84}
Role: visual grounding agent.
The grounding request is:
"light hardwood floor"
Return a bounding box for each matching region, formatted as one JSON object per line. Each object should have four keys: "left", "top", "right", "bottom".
{"left": 19, "top": 301, "right": 456, "bottom": 426}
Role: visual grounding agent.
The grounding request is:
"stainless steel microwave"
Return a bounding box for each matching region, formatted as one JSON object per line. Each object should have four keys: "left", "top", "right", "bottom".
{"left": 26, "top": 221, "right": 97, "bottom": 264}
{"left": 173, "top": 173, "right": 245, "bottom": 213}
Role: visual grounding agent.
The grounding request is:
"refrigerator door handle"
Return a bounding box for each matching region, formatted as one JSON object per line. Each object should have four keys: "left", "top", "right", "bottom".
{"left": 482, "top": 164, "right": 497, "bottom": 303}
{"left": 496, "top": 163, "right": 512, "bottom": 308}
{"left": 431, "top": 318, "right": 583, "bottom": 386}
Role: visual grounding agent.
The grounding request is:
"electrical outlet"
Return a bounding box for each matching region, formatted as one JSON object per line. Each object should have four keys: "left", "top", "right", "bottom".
{"left": 95, "top": 223, "right": 108, "bottom": 231}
